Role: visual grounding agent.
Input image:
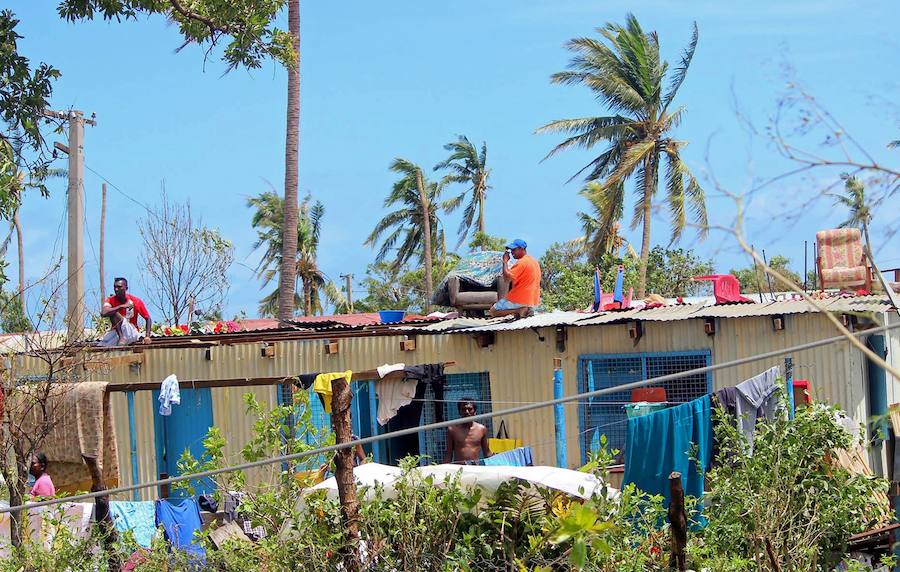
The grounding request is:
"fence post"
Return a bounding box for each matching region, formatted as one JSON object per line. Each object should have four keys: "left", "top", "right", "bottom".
{"left": 668, "top": 472, "right": 687, "bottom": 571}
{"left": 553, "top": 358, "right": 567, "bottom": 468}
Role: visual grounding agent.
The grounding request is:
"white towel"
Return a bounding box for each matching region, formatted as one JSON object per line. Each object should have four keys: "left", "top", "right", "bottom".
{"left": 158, "top": 374, "right": 181, "bottom": 416}
{"left": 377, "top": 363, "right": 405, "bottom": 378}
{"left": 376, "top": 378, "right": 418, "bottom": 426}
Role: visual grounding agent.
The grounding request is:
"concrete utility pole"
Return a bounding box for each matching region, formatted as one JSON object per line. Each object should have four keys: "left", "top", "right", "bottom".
{"left": 99, "top": 183, "right": 107, "bottom": 305}
{"left": 47, "top": 109, "right": 96, "bottom": 341}
{"left": 340, "top": 273, "right": 353, "bottom": 313}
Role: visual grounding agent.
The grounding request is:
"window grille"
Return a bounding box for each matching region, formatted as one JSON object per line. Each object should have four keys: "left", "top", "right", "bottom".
{"left": 577, "top": 351, "right": 711, "bottom": 464}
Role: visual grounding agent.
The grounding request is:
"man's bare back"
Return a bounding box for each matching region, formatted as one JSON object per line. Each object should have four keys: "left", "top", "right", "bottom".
{"left": 444, "top": 399, "right": 492, "bottom": 464}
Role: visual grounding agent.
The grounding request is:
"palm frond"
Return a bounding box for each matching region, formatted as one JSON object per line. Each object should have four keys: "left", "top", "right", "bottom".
{"left": 662, "top": 22, "right": 698, "bottom": 113}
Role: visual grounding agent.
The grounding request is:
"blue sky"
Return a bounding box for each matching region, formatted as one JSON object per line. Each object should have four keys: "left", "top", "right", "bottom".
{"left": 7, "top": 1, "right": 899, "bottom": 320}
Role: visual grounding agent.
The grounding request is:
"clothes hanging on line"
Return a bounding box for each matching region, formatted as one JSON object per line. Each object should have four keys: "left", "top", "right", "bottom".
{"left": 623, "top": 394, "right": 712, "bottom": 507}
{"left": 155, "top": 498, "right": 205, "bottom": 558}
{"left": 483, "top": 446, "right": 533, "bottom": 467}
{"left": 715, "top": 366, "right": 779, "bottom": 454}
{"left": 376, "top": 377, "right": 419, "bottom": 426}
{"left": 294, "top": 373, "right": 318, "bottom": 390}
{"left": 403, "top": 363, "right": 448, "bottom": 424}
{"left": 312, "top": 371, "right": 352, "bottom": 413}
{"left": 158, "top": 374, "right": 181, "bottom": 416}
{"left": 377, "top": 363, "right": 405, "bottom": 378}
{"left": 110, "top": 501, "right": 157, "bottom": 548}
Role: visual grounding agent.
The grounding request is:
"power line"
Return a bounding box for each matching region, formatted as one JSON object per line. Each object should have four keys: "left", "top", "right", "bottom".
{"left": 1, "top": 319, "right": 898, "bottom": 515}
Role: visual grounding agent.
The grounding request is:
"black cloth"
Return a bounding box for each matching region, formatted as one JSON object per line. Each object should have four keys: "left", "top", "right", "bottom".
{"left": 294, "top": 373, "right": 319, "bottom": 390}
{"left": 386, "top": 380, "right": 428, "bottom": 461}
{"left": 403, "top": 364, "right": 447, "bottom": 424}
{"left": 198, "top": 494, "right": 218, "bottom": 513}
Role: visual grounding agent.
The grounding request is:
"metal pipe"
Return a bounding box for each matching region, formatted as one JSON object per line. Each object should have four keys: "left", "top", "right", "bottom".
{"left": 553, "top": 360, "right": 567, "bottom": 468}
{"left": 127, "top": 391, "right": 140, "bottom": 501}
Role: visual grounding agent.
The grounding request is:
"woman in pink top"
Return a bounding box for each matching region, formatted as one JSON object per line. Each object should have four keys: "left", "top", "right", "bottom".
{"left": 29, "top": 452, "right": 55, "bottom": 497}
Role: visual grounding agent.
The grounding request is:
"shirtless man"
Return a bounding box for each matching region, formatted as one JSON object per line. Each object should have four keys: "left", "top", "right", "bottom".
{"left": 444, "top": 398, "right": 492, "bottom": 464}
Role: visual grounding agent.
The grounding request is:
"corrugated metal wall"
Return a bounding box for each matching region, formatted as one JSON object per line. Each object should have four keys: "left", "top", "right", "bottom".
{"left": 10, "top": 311, "right": 879, "bottom": 496}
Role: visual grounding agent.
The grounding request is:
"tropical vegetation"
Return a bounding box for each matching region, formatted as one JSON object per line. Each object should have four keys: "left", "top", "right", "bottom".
{"left": 248, "top": 189, "right": 338, "bottom": 317}
{"left": 435, "top": 135, "right": 492, "bottom": 248}
{"left": 538, "top": 14, "right": 708, "bottom": 299}
{"left": 366, "top": 159, "right": 448, "bottom": 313}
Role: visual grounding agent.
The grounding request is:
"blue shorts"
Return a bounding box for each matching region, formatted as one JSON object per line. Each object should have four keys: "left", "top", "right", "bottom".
{"left": 492, "top": 298, "right": 530, "bottom": 311}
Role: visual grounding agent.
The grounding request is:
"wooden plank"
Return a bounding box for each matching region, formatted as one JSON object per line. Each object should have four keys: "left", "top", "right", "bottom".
{"left": 106, "top": 361, "right": 456, "bottom": 392}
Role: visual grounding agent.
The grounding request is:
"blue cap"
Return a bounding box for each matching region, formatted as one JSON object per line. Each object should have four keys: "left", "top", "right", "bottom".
{"left": 506, "top": 239, "right": 527, "bottom": 250}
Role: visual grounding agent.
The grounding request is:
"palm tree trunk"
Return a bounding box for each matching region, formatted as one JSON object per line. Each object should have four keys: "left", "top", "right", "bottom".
{"left": 13, "top": 209, "right": 24, "bottom": 316}
{"left": 278, "top": 0, "right": 301, "bottom": 323}
{"left": 416, "top": 169, "right": 433, "bottom": 313}
{"left": 637, "top": 155, "right": 657, "bottom": 299}
{"left": 477, "top": 179, "right": 486, "bottom": 235}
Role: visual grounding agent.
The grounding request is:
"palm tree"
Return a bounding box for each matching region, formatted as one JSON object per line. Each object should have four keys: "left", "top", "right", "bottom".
{"left": 435, "top": 136, "right": 491, "bottom": 247}
{"left": 366, "top": 159, "right": 447, "bottom": 312}
{"left": 576, "top": 181, "right": 625, "bottom": 260}
{"left": 277, "top": 0, "right": 301, "bottom": 322}
{"left": 537, "top": 15, "right": 707, "bottom": 298}
{"left": 248, "top": 189, "right": 328, "bottom": 317}
{"left": 834, "top": 175, "right": 873, "bottom": 255}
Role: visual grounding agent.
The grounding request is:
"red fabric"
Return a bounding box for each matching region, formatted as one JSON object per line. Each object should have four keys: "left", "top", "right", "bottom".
{"left": 631, "top": 387, "right": 667, "bottom": 403}
{"left": 105, "top": 294, "right": 149, "bottom": 328}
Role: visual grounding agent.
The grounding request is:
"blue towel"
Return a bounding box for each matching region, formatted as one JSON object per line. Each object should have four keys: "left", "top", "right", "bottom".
{"left": 623, "top": 395, "right": 712, "bottom": 506}
{"left": 110, "top": 501, "right": 157, "bottom": 548}
{"left": 483, "top": 446, "right": 533, "bottom": 467}
{"left": 155, "top": 498, "right": 205, "bottom": 558}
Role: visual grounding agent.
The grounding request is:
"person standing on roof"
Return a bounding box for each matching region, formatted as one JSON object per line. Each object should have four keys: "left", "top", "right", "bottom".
{"left": 99, "top": 277, "right": 152, "bottom": 346}
{"left": 490, "top": 239, "right": 541, "bottom": 318}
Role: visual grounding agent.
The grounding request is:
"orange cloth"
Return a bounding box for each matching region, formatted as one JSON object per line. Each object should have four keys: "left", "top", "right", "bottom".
{"left": 506, "top": 254, "right": 541, "bottom": 306}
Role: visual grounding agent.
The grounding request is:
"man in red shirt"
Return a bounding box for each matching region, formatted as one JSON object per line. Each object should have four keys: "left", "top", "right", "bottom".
{"left": 100, "top": 277, "right": 152, "bottom": 345}
{"left": 490, "top": 239, "right": 541, "bottom": 318}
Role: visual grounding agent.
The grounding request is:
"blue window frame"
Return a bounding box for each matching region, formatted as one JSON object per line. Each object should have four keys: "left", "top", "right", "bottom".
{"left": 577, "top": 350, "right": 712, "bottom": 465}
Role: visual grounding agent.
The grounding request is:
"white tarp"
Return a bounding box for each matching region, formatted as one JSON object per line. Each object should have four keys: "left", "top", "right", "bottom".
{"left": 303, "top": 463, "right": 618, "bottom": 503}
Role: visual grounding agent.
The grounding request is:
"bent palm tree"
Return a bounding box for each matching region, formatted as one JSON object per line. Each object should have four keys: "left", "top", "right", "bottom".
{"left": 366, "top": 159, "right": 446, "bottom": 312}
{"left": 248, "top": 189, "right": 329, "bottom": 316}
{"left": 834, "top": 175, "right": 873, "bottom": 254}
{"left": 537, "top": 14, "right": 707, "bottom": 298}
{"left": 435, "top": 136, "right": 491, "bottom": 247}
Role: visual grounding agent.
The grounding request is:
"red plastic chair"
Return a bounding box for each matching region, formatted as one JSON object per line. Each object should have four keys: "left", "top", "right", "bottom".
{"left": 692, "top": 274, "right": 753, "bottom": 304}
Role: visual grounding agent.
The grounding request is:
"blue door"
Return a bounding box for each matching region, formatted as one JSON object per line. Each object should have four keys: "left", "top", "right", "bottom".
{"left": 153, "top": 387, "right": 215, "bottom": 497}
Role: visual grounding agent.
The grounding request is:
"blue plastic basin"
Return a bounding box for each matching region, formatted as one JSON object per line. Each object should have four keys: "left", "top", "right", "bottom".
{"left": 378, "top": 310, "right": 406, "bottom": 323}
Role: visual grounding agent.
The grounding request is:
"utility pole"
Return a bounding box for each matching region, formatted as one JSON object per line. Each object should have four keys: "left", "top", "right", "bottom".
{"left": 340, "top": 273, "right": 353, "bottom": 313}
{"left": 46, "top": 109, "right": 96, "bottom": 341}
{"left": 99, "top": 183, "right": 106, "bottom": 305}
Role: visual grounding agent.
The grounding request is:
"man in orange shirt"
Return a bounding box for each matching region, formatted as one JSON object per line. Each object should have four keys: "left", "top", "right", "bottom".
{"left": 490, "top": 239, "right": 541, "bottom": 318}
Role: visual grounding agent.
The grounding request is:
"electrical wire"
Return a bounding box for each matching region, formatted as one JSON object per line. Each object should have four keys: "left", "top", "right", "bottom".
{"left": 1, "top": 319, "right": 898, "bottom": 515}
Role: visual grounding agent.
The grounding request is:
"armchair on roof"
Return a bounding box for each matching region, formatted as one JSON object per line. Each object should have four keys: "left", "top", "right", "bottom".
{"left": 815, "top": 228, "right": 872, "bottom": 292}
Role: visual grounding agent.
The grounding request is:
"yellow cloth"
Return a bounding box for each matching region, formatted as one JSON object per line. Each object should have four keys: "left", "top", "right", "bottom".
{"left": 313, "top": 371, "right": 352, "bottom": 413}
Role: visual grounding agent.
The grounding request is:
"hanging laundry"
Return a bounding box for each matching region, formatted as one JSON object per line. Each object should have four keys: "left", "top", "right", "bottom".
{"left": 313, "top": 371, "right": 352, "bottom": 413}
{"left": 110, "top": 501, "right": 157, "bottom": 548}
{"left": 155, "top": 498, "right": 205, "bottom": 558}
{"left": 158, "top": 374, "right": 181, "bottom": 416}
{"left": 16, "top": 382, "right": 119, "bottom": 493}
{"left": 718, "top": 366, "right": 779, "bottom": 453}
{"left": 377, "top": 363, "right": 405, "bottom": 378}
{"left": 624, "top": 395, "right": 712, "bottom": 506}
{"left": 403, "top": 364, "right": 448, "bottom": 423}
{"left": 293, "top": 373, "right": 318, "bottom": 390}
{"left": 385, "top": 381, "right": 428, "bottom": 461}
{"left": 376, "top": 363, "right": 418, "bottom": 426}
{"left": 483, "top": 446, "right": 534, "bottom": 467}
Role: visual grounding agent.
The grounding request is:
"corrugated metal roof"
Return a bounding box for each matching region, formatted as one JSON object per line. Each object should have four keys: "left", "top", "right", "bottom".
{"left": 434, "top": 295, "right": 893, "bottom": 332}
{"left": 288, "top": 312, "right": 434, "bottom": 328}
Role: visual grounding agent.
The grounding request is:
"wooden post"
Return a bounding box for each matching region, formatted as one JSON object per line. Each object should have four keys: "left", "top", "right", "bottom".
{"left": 159, "top": 472, "right": 169, "bottom": 499}
{"left": 84, "top": 455, "right": 118, "bottom": 567}
{"left": 668, "top": 472, "right": 687, "bottom": 571}
{"left": 331, "top": 374, "right": 360, "bottom": 571}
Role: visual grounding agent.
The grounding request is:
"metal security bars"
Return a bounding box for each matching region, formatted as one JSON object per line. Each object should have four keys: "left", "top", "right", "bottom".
{"left": 577, "top": 351, "right": 712, "bottom": 464}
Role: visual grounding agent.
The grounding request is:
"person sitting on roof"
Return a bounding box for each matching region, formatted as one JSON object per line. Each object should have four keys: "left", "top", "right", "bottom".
{"left": 489, "top": 239, "right": 541, "bottom": 318}
{"left": 98, "top": 277, "right": 152, "bottom": 346}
